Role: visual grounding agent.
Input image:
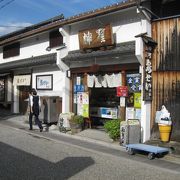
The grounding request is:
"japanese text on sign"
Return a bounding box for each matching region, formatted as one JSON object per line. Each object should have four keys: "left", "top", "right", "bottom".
{"left": 116, "top": 86, "right": 128, "bottom": 97}
{"left": 144, "top": 47, "right": 153, "bottom": 101}
{"left": 79, "top": 24, "right": 113, "bottom": 50}
{"left": 126, "top": 74, "right": 141, "bottom": 92}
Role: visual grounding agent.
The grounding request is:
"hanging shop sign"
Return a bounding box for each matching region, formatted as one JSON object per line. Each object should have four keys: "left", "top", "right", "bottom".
{"left": 143, "top": 46, "right": 152, "bottom": 101}
{"left": 13, "top": 75, "right": 31, "bottom": 86}
{"left": 74, "top": 85, "right": 85, "bottom": 93}
{"left": 126, "top": 74, "right": 141, "bottom": 93}
{"left": 116, "top": 86, "right": 128, "bottom": 97}
{"left": 78, "top": 24, "right": 114, "bottom": 50}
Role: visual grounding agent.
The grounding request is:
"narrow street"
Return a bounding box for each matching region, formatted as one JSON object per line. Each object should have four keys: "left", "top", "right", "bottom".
{"left": 0, "top": 124, "right": 179, "bottom": 180}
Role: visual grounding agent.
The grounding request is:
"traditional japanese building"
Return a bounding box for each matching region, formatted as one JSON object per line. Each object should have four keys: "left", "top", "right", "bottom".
{"left": 58, "top": 0, "right": 152, "bottom": 142}
{"left": 1, "top": 0, "right": 179, "bottom": 143}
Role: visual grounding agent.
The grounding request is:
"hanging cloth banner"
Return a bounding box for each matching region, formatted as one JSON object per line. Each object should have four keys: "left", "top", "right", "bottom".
{"left": 87, "top": 73, "right": 122, "bottom": 88}
{"left": 13, "top": 75, "right": 31, "bottom": 86}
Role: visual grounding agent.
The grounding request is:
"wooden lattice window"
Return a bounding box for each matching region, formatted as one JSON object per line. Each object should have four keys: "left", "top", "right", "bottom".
{"left": 3, "top": 42, "right": 20, "bottom": 59}
{"left": 49, "top": 30, "right": 63, "bottom": 48}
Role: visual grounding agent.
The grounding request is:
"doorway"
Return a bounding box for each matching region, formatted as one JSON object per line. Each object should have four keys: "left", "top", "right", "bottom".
{"left": 19, "top": 86, "right": 31, "bottom": 114}
{"left": 89, "top": 87, "right": 119, "bottom": 127}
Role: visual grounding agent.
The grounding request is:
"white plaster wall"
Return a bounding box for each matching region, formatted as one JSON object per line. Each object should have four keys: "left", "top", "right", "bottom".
{"left": 62, "top": 76, "right": 70, "bottom": 113}
{"left": 7, "top": 76, "right": 12, "bottom": 102}
{"left": 141, "top": 101, "right": 151, "bottom": 142}
{"left": 32, "top": 70, "right": 70, "bottom": 113}
{"left": 32, "top": 70, "right": 64, "bottom": 97}
{"left": 13, "top": 86, "right": 19, "bottom": 113}
{"left": 0, "top": 31, "right": 57, "bottom": 64}
{"left": 69, "top": 34, "right": 79, "bottom": 51}
{"left": 67, "top": 8, "right": 142, "bottom": 51}
{"left": 114, "top": 22, "right": 142, "bottom": 43}
{"left": 69, "top": 21, "right": 143, "bottom": 51}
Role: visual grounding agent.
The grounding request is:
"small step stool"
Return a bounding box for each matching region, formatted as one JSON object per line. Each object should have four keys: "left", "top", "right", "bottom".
{"left": 126, "top": 143, "right": 169, "bottom": 160}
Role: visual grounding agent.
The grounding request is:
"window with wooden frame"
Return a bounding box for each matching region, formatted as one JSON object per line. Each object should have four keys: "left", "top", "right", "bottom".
{"left": 49, "top": 30, "right": 63, "bottom": 48}
{"left": 3, "top": 42, "right": 20, "bottom": 59}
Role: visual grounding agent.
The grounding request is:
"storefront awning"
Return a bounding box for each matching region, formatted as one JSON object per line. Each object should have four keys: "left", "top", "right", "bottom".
{"left": 13, "top": 75, "right": 31, "bottom": 86}
{"left": 62, "top": 41, "right": 136, "bottom": 66}
{"left": 0, "top": 53, "right": 57, "bottom": 73}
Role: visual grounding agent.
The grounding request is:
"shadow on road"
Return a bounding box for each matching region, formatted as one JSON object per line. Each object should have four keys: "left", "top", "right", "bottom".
{"left": 0, "top": 107, "right": 16, "bottom": 121}
{"left": 0, "top": 142, "right": 95, "bottom": 179}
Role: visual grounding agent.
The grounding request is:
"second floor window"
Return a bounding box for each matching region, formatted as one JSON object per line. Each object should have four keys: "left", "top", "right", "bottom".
{"left": 3, "top": 42, "right": 20, "bottom": 59}
{"left": 49, "top": 30, "right": 63, "bottom": 48}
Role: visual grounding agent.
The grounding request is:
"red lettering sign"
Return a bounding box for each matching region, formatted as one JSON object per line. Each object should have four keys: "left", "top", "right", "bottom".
{"left": 116, "top": 86, "right": 128, "bottom": 97}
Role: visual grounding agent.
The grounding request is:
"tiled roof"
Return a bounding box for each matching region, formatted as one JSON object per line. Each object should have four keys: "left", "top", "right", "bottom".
{"left": 0, "top": 0, "right": 136, "bottom": 46}
{"left": 62, "top": 41, "right": 135, "bottom": 63}
{"left": 0, "top": 53, "right": 57, "bottom": 73}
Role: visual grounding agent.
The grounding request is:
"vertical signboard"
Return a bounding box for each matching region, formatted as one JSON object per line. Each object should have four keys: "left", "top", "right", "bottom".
{"left": 143, "top": 46, "right": 153, "bottom": 101}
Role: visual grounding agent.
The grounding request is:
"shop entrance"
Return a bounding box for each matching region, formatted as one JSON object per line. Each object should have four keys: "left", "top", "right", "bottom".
{"left": 19, "top": 86, "right": 31, "bottom": 115}
{"left": 89, "top": 87, "right": 120, "bottom": 128}
{"left": 72, "top": 71, "right": 141, "bottom": 131}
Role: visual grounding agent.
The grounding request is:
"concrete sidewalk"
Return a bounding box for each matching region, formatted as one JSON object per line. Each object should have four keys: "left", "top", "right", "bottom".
{"left": 1, "top": 113, "right": 180, "bottom": 164}
{"left": 0, "top": 113, "right": 120, "bottom": 148}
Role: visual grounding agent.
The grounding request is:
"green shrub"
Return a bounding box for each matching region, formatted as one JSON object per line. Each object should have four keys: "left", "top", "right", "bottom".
{"left": 104, "top": 119, "right": 121, "bottom": 140}
{"left": 72, "top": 115, "right": 84, "bottom": 124}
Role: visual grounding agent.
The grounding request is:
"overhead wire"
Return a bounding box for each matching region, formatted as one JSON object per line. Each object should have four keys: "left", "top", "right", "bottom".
{"left": 0, "top": 0, "right": 15, "bottom": 10}
{"left": 0, "top": 0, "right": 6, "bottom": 3}
{"left": 0, "top": 0, "right": 25, "bottom": 29}
{"left": 0, "top": 0, "right": 4, "bottom": 3}
{"left": 0, "top": 25, "right": 26, "bottom": 28}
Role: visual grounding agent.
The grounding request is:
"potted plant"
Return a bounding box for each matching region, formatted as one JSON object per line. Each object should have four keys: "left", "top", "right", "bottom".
{"left": 69, "top": 115, "right": 84, "bottom": 134}
{"left": 104, "top": 119, "right": 121, "bottom": 141}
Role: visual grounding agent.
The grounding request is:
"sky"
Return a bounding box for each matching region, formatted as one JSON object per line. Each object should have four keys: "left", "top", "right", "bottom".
{"left": 0, "top": 0, "right": 123, "bottom": 36}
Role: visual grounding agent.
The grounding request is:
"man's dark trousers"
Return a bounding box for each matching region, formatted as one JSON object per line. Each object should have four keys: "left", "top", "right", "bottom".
{"left": 29, "top": 112, "right": 33, "bottom": 130}
{"left": 29, "top": 112, "right": 43, "bottom": 130}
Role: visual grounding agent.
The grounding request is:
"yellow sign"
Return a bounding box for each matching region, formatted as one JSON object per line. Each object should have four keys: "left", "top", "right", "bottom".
{"left": 134, "top": 92, "right": 141, "bottom": 108}
{"left": 82, "top": 104, "right": 89, "bottom": 118}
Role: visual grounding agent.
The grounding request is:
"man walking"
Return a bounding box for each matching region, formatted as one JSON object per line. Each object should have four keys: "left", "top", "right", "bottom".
{"left": 29, "top": 89, "right": 43, "bottom": 132}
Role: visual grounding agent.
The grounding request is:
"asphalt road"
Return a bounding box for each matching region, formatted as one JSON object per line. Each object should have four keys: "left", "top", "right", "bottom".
{"left": 0, "top": 124, "right": 180, "bottom": 180}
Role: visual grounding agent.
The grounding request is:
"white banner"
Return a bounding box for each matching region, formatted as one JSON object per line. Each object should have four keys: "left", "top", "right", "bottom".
{"left": 13, "top": 75, "right": 31, "bottom": 86}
